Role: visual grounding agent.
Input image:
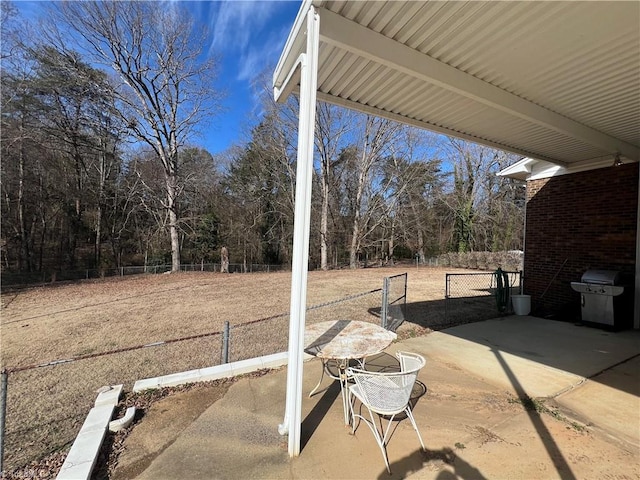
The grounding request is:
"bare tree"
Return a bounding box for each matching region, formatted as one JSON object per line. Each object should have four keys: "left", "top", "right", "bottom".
{"left": 346, "top": 115, "right": 401, "bottom": 268}
{"left": 28, "top": 45, "right": 124, "bottom": 268}
{"left": 54, "top": 1, "right": 222, "bottom": 272}
{"left": 383, "top": 127, "right": 443, "bottom": 263}
{"left": 1, "top": 1, "right": 19, "bottom": 60}
{"left": 314, "top": 103, "right": 354, "bottom": 270}
{"left": 442, "top": 138, "right": 524, "bottom": 253}
{"left": 223, "top": 113, "right": 296, "bottom": 268}
{"left": 2, "top": 3, "right": 29, "bottom": 270}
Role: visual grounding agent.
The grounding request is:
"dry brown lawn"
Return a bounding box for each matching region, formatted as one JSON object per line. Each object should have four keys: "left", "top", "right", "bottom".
{"left": 1, "top": 265, "right": 491, "bottom": 472}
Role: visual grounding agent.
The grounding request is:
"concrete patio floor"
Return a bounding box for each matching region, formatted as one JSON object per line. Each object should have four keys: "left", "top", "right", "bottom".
{"left": 114, "top": 316, "right": 640, "bottom": 479}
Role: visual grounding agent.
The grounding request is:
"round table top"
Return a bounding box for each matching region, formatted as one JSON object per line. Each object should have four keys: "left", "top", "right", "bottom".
{"left": 304, "top": 319, "right": 397, "bottom": 360}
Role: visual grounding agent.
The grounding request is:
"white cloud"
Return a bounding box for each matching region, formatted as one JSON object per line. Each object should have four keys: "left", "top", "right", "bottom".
{"left": 209, "top": 1, "right": 280, "bottom": 55}
{"left": 237, "top": 22, "right": 289, "bottom": 81}
{"left": 208, "top": 1, "right": 292, "bottom": 81}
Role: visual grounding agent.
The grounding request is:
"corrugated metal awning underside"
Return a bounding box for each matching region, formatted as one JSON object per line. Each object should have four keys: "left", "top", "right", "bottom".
{"left": 273, "top": 0, "right": 640, "bottom": 167}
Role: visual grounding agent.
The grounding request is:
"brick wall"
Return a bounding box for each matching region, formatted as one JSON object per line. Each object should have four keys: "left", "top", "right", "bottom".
{"left": 524, "top": 162, "right": 638, "bottom": 319}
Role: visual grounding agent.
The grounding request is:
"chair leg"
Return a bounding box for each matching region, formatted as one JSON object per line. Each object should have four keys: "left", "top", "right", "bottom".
{"left": 350, "top": 399, "right": 392, "bottom": 474}
{"left": 367, "top": 408, "right": 391, "bottom": 474}
{"left": 404, "top": 406, "right": 426, "bottom": 451}
{"left": 348, "top": 390, "right": 357, "bottom": 433}
{"left": 380, "top": 413, "right": 397, "bottom": 447}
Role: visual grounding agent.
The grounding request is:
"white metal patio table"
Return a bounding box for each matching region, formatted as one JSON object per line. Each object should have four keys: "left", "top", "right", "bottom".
{"left": 304, "top": 319, "right": 397, "bottom": 425}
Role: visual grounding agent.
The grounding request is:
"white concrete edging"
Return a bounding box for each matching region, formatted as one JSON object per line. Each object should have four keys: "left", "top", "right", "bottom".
{"left": 132, "top": 351, "right": 291, "bottom": 392}
{"left": 56, "top": 385, "right": 123, "bottom": 480}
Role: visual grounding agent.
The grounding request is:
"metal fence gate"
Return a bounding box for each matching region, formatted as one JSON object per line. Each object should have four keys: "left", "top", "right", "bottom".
{"left": 444, "top": 271, "right": 522, "bottom": 325}
{"left": 382, "top": 273, "right": 408, "bottom": 331}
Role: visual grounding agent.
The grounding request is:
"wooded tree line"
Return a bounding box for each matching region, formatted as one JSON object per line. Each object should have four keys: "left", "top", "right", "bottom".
{"left": 1, "top": 2, "right": 525, "bottom": 275}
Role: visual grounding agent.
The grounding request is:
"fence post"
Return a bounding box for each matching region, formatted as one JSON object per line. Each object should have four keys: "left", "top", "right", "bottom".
{"left": 221, "top": 321, "right": 230, "bottom": 364}
{"left": 381, "top": 277, "right": 389, "bottom": 329}
{"left": 0, "top": 369, "right": 7, "bottom": 474}
{"left": 444, "top": 273, "right": 450, "bottom": 324}
{"left": 403, "top": 272, "right": 408, "bottom": 314}
{"left": 519, "top": 270, "right": 524, "bottom": 294}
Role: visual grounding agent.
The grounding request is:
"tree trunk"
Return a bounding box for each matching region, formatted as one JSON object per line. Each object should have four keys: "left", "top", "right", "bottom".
{"left": 388, "top": 224, "right": 395, "bottom": 266}
{"left": 243, "top": 238, "right": 247, "bottom": 273}
{"left": 349, "top": 150, "right": 367, "bottom": 269}
{"left": 409, "top": 200, "right": 426, "bottom": 263}
{"left": 94, "top": 147, "right": 109, "bottom": 268}
{"left": 320, "top": 173, "right": 329, "bottom": 270}
{"left": 169, "top": 208, "right": 180, "bottom": 272}
{"left": 417, "top": 229, "right": 425, "bottom": 263}
{"left": 349, "top": 222, "right": 360, "bottom": 269}
{"left": 95, "top": 204, "right": 102, "bottom": 267}
{"left": 166, "top": 173, "right": 181, "bottom": 272}
{"left": 17, "top": 130, "right": 31, "bottom": 271}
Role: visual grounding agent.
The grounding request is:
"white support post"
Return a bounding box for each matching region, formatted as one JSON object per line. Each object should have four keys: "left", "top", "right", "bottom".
{"left": 278, "top": 6, "right": 319, "bottom": 457}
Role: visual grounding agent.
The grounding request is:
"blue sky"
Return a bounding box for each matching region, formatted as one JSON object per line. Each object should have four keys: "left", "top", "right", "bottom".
{"left": 192, "top": 1, "right": 300, "bottom": 153}
{"left": 13, "top": 0, "right": 301, "bottom": 155}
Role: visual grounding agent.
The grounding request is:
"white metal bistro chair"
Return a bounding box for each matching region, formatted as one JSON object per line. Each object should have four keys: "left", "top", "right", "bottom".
{"left": 347, "top": 351, "right": 426, "bottom": 474}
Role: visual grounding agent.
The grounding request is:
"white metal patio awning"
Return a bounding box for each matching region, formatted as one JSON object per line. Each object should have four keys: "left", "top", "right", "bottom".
{"left": 274, "top": 0, "right": 640, "bottom": 167}
{"left": 273, "top": 0, "right": 640, "bottom": 458}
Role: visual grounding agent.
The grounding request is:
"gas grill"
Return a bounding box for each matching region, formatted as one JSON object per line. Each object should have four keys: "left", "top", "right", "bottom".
{"left": 570, "top": 269, "right": 633, "bottom": 329}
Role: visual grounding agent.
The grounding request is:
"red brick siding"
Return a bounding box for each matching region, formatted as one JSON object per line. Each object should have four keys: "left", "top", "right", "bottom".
{"left": 524, "top": 163, "right": 638, "bottom": 318}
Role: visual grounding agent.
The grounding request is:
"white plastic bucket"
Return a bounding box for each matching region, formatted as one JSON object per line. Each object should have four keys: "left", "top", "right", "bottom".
{"left": 511, "top": 294, "right": 531, "bottom": 315}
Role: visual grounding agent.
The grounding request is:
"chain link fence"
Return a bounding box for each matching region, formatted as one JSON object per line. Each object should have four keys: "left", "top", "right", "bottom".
{"left": 381, "top": 273, "right": 407, "bottom": 331}
{"left": 0, "top": 263, "right": 288, "bottom": 288}
{"left": 444, "top": 271, "right": 522, "bottom": 325}
{"left": 0, "top": 279, "right": 395, "bottom": 473}
{"left": 421, "top": 251, "right": 524, "bottom": 271}
{"left": 1, "top": 333, "right": 222, "bottom": 472}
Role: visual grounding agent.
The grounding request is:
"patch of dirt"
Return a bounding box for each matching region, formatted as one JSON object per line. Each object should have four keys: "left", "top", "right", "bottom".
{"left": 102, "top": 380, "right": 234, "bottom": 480}
{"left": 471, "top": 425, "right": 507, "bottom": 445}
{"left": 101, "top": 368, "right": 274, "bottom": 480}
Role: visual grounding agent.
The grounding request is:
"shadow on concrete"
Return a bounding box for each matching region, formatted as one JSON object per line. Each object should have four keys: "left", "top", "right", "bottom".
{"left": 492, "top": 347, "right": 577, "bottom": 480}
{"left": 385, "top": 296, "right": 639, "bottom": 478}
{"left": 300, "top": 380, "right": 340, "bottom": 452}
{"left": 393, "top": 297, "right": 640, "bottom": 396}
{"left": 370, "top": 297, "right": 502, "bottom": 335}
{"left": 439, "top": 315, "right": 639, "bottom": 396}
{"left": 377, "top": 446, "right": 488, "bottom": 480}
